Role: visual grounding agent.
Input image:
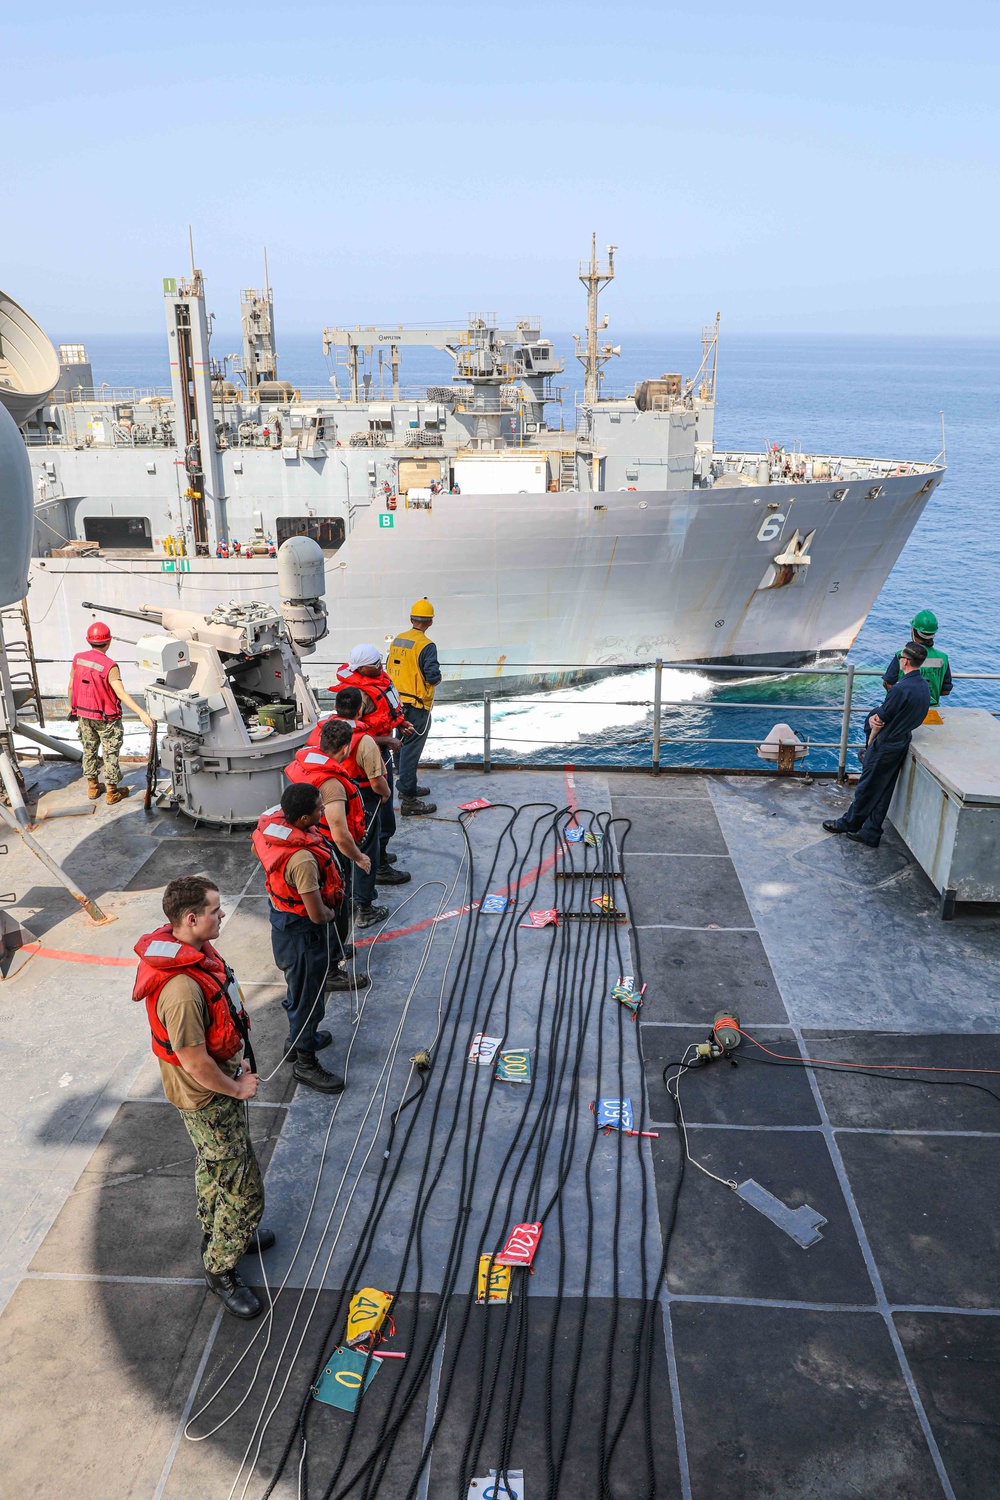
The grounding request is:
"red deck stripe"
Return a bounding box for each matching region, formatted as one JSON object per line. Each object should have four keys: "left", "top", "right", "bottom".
{"left": 19, "top": 769, "right": 582, "bottom": 965}
{"left": 357, "top": 766, "right": 580, "bottom": 948}
{"left": 20, "top": 943, "right": 134, "bottom": 968}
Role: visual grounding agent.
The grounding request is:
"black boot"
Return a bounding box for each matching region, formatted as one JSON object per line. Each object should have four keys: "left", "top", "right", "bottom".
{"left": 376, "top": 862, "right": 411, "bottom": 884}
{"left": 380, "top": 851, "right": 398, "bottom": 865}
{"left": 412, "top": 783, "right": 431, "bottom": 797}
{"left": 292, "top": 1049, "right": 346, "bottom": 1093}
{"left": 400, "top": 798, "right": 437, "bottom": 817}
{"left": 822, "top": 820, "right": 847, "bottom": 834}
{"left": 313, "top": 1028, "right": 333, "bottom": 1049}
{"left": 353, "top": 901, "right": 389, "bottom": 929}
{"left": 327, "top": 967, "right": 371, "bottom": 991}
{"left": 204, "top": 1264, "right": 263, "bottom": 1319}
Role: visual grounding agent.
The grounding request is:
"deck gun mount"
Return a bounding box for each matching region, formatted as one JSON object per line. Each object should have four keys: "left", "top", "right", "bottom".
{"left": 82, "top": 536, "right": 329, "bottom": 827}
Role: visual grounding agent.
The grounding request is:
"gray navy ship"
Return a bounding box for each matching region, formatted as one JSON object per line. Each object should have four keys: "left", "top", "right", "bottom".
{"left": 1, "top": 238, "right": 944, "bottom": 700}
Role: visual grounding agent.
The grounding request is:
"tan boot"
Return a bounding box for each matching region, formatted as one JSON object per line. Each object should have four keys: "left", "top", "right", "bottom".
{"left": 87, "top": 778, "right": 105, "bottom": 800}
{"left": 105, "top": 785, "right": 131, "bottom": 806}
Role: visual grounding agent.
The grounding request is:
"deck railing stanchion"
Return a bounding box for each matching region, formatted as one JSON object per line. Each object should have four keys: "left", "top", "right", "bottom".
{"left": 484, "top": 692, "right": 492, "bottom": 774}
{"left": 837, "top": 665, "right": 855, "bottom": 782}
{"left": 652, "top": 658, "right": 663, "bottom": 773}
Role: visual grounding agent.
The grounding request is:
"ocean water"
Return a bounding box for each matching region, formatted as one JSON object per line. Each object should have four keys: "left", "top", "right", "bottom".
{"left": 70, "top": 330, "right": 1000, "bottom": 771}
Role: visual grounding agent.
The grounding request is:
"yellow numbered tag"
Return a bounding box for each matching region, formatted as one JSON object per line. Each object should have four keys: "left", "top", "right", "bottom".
{"left": 346, "top": 1287, "right": 394, "bottom": 1347}
{"left": 477, "top": 1255, "right": 512, "bottom": 1304}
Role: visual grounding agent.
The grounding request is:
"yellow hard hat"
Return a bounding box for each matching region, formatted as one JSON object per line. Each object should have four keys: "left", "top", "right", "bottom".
{"left": 411, "top": 598, "right": 434, "bottom": 619}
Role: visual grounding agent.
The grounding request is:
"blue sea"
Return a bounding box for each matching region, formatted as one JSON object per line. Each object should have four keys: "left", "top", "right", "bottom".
{"left": 71, "top": 329, "right": 999, "bottom": 771}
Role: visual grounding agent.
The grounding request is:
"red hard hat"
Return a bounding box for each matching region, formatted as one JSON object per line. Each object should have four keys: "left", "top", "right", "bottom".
{"left": 86, "top": 621, "right": 112, "bottom": 645}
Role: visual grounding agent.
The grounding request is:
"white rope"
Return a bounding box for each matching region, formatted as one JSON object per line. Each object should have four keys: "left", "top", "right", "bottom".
{"left": 258, "top": 797, "right": 382, "bottom": 1080}
{"left": 666, "top": 1046, "right": 738, "bottom": 1191}
{"left": 182, "top": 836, "right": 471, "bottom": 1500}
{"left": 223, "top": 871, "right": 467, "bottom": 1500}
{"left": 183, "top": 872, "right": 462, "bottom": 1452}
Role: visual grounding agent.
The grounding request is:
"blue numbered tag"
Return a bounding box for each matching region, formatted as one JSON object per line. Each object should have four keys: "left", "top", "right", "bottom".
{"left": 565, "top": 826, "right": 584, "bottom": 843}
{"left": 481, "top": 894, "right": 509, "bottom": 914}
{"left": 595, "top": 1098, "right": 633, "bottom": 1131}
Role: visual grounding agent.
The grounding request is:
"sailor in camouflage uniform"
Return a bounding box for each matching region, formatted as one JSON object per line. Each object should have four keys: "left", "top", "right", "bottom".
{"left": 183, "top": 1094, "right": 265, "bottom": 1275}
{"left": 132, "top": 874, "right": 274, "bottom": 1320}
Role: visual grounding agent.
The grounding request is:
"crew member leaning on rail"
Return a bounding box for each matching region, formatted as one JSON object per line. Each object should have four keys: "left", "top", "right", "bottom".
{"left": 132, "top": 875, "right": 271, "bottom": 1321}
{"left": 387, "top": 599, "right": 442, "bottom": 816}
{"left": 824, "top": 641, "right": 931, "bottom": 849}
{"left": 69, "top": 619, "right": 153, "bottom": 805}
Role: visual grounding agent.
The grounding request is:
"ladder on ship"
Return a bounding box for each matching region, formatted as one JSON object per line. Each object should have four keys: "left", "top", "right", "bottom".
{"left": 0, "top": 603, "right": 45, "bottom": 760}
{"left": 559, "top": 450, "right": 577, "bottom": 491}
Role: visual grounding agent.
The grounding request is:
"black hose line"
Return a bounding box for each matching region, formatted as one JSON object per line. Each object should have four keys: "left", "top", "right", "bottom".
{"left": 254, "top": 798, "right": 680, "bottom": 1500}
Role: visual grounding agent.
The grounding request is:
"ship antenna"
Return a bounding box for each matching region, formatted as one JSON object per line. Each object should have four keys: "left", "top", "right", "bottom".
{"left": 188, "top": 224, "right": 196, "bottom": 280}
{"left": 264, "top": 245, "right": 270, "bottom": 302}
{"left": 574, "top": 233, "right": 618, "bottom": 404}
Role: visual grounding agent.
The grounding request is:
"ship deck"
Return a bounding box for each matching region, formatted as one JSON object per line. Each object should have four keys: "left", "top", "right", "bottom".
{"left": 0, "top": 763, "right": 997, "bottom": 1499}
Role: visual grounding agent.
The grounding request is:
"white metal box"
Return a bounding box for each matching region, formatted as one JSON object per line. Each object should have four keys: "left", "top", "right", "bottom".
{"left": 135, "top": 633, "right": 189, "bottom": 675}
{"left": 889, "top": 708, "right": 1000, "bottom": 917}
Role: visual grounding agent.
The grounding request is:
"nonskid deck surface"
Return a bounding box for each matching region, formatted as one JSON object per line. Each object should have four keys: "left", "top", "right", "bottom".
{"left": 0, "top": 766, "right": 998, "bottom": 1498}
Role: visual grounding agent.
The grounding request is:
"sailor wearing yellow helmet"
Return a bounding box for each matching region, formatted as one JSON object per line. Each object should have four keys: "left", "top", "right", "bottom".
{"left": 387, "top": 599, "right": 442, "bottom": 816}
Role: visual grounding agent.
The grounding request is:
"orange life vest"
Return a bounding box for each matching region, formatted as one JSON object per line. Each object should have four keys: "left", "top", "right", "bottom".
{"left": 251, "top": 808, "right": 345, "bottom": 913}
{"left": 132, "top": 924, "right": 249, "bottom": 1068}
{"left": 333, "top": 666, "right": 404, "bottom": 735}
{"left": 71, "top": 649, "right": 122, "bottom": 721}
{"left": 284, "top": 748, "right": 368, "bottom": 843}
{"left": 305, "top": 718, "right": 379, "bottom": 790}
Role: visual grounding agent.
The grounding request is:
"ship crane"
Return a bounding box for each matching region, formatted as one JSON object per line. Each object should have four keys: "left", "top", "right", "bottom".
{"left": 322, "top": 326, "right": 472, "bottom": 403}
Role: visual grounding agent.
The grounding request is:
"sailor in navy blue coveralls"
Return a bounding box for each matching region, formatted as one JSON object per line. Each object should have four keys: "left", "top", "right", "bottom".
{"left": 824, "top": 652, "right": 931, "bottom": 847}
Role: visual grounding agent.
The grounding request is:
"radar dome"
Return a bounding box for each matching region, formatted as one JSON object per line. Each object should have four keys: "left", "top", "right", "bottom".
{"left": 0, "top": 291, "right": 60, "bottom": 426}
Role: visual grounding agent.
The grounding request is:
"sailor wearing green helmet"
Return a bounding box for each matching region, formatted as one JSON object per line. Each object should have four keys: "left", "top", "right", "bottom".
{"left": 881, "top": 609, "right": 952, "bottom": 706}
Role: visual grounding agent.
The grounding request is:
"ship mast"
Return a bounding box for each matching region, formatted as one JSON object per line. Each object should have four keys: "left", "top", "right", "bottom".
{"left": 239, "top": 250, "right": 277, "bottom": 394}
{"left": 574, "top": 234, "right": 618, "bottom": 404}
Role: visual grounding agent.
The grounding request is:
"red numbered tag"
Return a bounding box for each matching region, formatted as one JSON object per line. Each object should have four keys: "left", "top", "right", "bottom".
{"left": 459, "top": 798, "right": 492, "bottom": 811}
{"left": 495, "top": 1221, "right": 543, "bottom": 1267}
{"left": 520, "top": 908, "right": 558, "bottom": 929}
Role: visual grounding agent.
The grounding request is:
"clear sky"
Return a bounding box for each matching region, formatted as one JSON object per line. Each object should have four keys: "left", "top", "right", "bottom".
{"left": 4, "top": 1, "right": 998, "bottom": 336}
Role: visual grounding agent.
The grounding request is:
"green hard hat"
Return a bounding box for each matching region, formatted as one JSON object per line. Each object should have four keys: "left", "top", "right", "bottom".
{"left": 911, "top": 609, "right": 938, "bottom": 635}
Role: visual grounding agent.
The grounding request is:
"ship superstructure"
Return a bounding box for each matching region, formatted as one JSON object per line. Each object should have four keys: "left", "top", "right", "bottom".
{"left": 3, "top": 241, "right": 943, "bottom": 700}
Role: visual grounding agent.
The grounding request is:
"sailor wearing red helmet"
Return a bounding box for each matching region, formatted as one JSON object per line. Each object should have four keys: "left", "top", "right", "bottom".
{"left": 69, "top": 619, "right": 153, "bottom": 805}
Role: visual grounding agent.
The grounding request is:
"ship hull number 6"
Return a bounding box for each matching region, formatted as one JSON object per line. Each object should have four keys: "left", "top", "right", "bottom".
{"left": 756, "top": 512, "right": 786, "bottom": 542}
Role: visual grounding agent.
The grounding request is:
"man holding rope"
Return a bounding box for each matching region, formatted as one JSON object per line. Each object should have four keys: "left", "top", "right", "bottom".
{"left": 132, "top": 875, "right": 270, "bottom": 1320}
{"left": 253, "top": 782, "right": 358, "bottom": 1095}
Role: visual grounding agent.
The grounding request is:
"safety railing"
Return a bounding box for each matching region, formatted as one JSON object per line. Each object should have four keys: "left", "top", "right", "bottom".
{"left": 431, "top": 660, "right": 1000, "bottom": 779}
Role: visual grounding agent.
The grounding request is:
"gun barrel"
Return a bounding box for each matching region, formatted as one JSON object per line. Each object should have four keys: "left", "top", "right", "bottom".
{"left": 81, "top": 601, "right": 164, "bottom": 626}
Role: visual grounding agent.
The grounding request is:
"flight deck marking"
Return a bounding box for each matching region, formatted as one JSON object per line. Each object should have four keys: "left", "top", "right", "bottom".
{"left": 34, "top": 770, "right": 583, "bottom": 965}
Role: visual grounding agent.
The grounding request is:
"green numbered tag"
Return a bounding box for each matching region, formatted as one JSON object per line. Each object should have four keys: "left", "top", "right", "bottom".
{"left": 312, "top": 1347, "right": 381, "bottom": 1411}
{"left": 495, "top": 1049, "right": 531, "bottom": 1083}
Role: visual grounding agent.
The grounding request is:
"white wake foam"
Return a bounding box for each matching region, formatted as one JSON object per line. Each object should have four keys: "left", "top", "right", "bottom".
{"left": 23, "top": 667, "right": 713, "bottom": 770}
{"left": 427, "top": 666, "right": 713, "bottom": 759}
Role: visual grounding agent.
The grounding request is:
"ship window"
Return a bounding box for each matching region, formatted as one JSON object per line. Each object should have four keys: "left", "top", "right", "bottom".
{"left": 276, "top": 516, "right": 345, "bottom": 552}
{"left": 83, "top": 516, "right": 152, "bottom": 550}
